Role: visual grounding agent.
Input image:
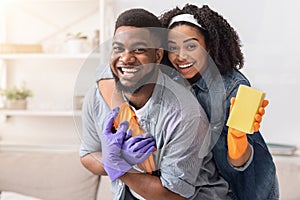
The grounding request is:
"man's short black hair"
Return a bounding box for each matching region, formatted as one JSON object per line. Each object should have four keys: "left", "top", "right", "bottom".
{"left": 115, "top": 8, "right": 162, "bottom": 31}
{"left": 114, "top": 8, "right": 165, "bottom": 47}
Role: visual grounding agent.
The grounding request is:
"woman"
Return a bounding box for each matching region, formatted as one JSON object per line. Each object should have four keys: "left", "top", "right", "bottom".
{"left": 160, "top": 4, "right": 278, "bottom": 200}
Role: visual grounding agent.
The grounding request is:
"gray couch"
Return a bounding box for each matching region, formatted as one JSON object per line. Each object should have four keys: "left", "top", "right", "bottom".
{"left": 2, "top": 145, "right": 297, "bottom": 200}
{"left": 0, "top": 145, "right": 113, "bottom": 200}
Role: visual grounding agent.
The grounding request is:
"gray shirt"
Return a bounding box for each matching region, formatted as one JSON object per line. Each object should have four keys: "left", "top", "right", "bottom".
{"left": 80, "top": 67, "right": 229, "bottom": 199}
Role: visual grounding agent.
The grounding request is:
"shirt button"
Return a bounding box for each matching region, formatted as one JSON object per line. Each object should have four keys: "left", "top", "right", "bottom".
{"left": 118, "top": 180, "right": 122, "bottom": 186}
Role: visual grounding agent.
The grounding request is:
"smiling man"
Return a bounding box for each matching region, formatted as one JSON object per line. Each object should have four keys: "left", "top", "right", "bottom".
{"left": 80, "top": 8, "right": 230, "bottom": 200}
{"left": 111, "top": 26, "right": 160, "bottom": 98}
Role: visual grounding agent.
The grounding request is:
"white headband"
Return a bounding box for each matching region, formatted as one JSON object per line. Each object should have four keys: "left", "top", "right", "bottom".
{"left": 168, "top": 14, "right": 206, "bottom": 30}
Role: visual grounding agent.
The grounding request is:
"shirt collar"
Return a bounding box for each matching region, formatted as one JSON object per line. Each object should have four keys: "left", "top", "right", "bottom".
{"left": 192, "top": 62, "right": 225, "bottom": 93}
{"left": 121, "top": 70, "right": 164, "bottom": 120}
{"left": 192, "top": 69, "right": 210, "bottom": 93}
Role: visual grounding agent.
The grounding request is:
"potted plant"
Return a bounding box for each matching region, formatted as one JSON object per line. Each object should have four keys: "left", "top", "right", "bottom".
{"left": 0, "top": 83, "right": 33, "bottom": 110}
{"left": 66, "top": 32, "right": 88, "bottom": 54}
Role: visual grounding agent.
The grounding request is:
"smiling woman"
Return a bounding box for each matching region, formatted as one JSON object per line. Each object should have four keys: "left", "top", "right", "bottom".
{"left": 160, "top": 4, "right": 278, "bottom": 200}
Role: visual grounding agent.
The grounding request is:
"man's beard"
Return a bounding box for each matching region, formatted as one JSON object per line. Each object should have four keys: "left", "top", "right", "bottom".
{"left": 112, "top": 66, "right": 157, "bottom": 94}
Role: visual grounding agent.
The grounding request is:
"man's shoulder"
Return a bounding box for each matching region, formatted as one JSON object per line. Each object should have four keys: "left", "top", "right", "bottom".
{"left": 162, "top": 73, "right": 196, "bottom": 99}
{"left": 82, "top": 83, "right": 102, "bottom": 112}
{"left": 96, "top": 64, "right": 113, "bottom": 81}
{"left": 161, "top": 72, "right": 192, "bottom": 94}
{"left": 159, "top": 72, "right": 204, "bottom": 117}
{"left": 84, "top": 83, "right": 99, "bottom": 101}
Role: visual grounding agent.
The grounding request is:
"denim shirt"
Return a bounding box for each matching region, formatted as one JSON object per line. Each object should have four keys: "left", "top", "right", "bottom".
{"left": 187, "top": 66, "right": 279, "bottom": 200}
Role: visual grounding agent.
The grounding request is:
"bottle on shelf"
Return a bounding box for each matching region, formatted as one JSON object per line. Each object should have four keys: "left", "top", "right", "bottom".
{"left": 92, "top": 29, "right": 100, "bottom": 52}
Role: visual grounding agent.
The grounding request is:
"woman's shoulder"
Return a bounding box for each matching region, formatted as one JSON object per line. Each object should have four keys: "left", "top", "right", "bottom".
{"left": 223, "top": 69, "right": 250, "bottom": 86}
{"left": 222, "top": 69, "right": 251, "bottom": 97}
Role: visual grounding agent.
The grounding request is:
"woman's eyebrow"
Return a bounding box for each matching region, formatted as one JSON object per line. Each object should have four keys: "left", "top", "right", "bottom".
{"left": 183, "top": 38, "right": 199, "bottom": 43}
{"left": 168, "top": 38, "right": 199, "bottom": 44}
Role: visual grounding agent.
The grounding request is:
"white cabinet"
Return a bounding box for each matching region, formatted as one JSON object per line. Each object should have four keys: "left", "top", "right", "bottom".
{"left": 0, "top": 0, "right": 107, "bottom": 147}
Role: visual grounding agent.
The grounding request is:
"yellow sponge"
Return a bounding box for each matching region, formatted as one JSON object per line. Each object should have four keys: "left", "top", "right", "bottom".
{"left": 226, "top": 85, "right": 265, "bottom": 134}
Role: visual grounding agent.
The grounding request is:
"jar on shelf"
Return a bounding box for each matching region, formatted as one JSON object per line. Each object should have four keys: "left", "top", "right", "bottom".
{"left": 65, "top": 32, "right": 88, "bottom": 54}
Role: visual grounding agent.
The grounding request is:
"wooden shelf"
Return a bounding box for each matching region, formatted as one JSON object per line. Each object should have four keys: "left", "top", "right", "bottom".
{"left": 0, "top": 53, "right": 101, "bottom": 60}
{"left": 0, "top": 109, "right": 81, "bottom": 117}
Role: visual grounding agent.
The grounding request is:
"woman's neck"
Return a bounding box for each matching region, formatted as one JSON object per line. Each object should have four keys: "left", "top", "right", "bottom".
{"left": 187, "top": 72, "right": 202, "bottom": 84}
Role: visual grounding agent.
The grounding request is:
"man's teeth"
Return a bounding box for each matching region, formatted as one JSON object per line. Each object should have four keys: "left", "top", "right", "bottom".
{"left": 122, "top": 68, "right": 138, "bottom": 73}
{"left": 178, "top": 63, "right": 193, "bottom": 69}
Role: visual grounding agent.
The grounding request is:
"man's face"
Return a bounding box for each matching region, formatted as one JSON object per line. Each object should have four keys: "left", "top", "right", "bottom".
{"left": 110, "top": 26, "right": 160, "bottom": 93}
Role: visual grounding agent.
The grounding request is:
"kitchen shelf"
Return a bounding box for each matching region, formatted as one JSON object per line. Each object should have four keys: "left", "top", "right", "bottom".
{"left": 0, "top": 53, "right": 101, "bottom": 60}
{"left": 0, "top": 109, "right": 81, "bottom": 117}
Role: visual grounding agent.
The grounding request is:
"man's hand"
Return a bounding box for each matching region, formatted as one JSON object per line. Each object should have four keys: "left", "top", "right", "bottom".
{"left": 101, "top": 107, "right": 132, "bottom": 182}
{"left": 122, "top": 132, "right": 156, "bottom": 165}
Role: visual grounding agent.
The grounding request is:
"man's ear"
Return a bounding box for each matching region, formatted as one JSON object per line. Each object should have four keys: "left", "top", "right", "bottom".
{"left": 155, "top": 48, "right": 164, "bottom": 63}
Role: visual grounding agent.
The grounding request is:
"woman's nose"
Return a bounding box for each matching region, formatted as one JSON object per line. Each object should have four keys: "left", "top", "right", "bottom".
{"left": 177, "top": 49, "right": 188, "bottom": 60}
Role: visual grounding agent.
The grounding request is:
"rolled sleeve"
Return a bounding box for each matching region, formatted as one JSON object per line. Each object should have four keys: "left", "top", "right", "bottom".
{"left": 159, "top": 115, "right": 209, "bottom": 198}
{"left": 160, "top": 158, "right": 201, "bottom": 198}
{"left": 230, "top": 144, "right": 254, "bottom": 171}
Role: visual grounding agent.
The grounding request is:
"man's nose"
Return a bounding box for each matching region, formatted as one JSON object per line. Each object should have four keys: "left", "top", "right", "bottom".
{"left": 119, "top": 50, "right": 135, "bottom": 63}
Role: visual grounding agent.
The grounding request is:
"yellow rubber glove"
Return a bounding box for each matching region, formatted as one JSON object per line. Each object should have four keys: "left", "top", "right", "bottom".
{"left": 227, "top": 97, "right": 269, "bottom": 160}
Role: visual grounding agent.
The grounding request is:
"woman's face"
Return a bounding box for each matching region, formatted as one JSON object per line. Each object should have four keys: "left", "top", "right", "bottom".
{"left": 168, "top": 24, "right": 208, "bottom": 80}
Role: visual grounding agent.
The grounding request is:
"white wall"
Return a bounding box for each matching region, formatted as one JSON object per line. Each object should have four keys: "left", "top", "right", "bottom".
{"left": 0, "top": 0, "right": 99, "bottom": 146}
{"left": 105, "top": 0, "right": 300, "bottom": 147}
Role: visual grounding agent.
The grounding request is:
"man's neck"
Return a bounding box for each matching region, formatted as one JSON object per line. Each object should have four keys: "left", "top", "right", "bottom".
{"left": 123, "top": 68, "right": 159, "bottom": 110}
{"left": 124, "top": 83, "right": 155, "bottom": 110}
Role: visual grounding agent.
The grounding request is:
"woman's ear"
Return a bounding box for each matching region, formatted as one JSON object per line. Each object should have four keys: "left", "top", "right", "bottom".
{"left": 155, "top": 48, "right": 164, "bottom": 63}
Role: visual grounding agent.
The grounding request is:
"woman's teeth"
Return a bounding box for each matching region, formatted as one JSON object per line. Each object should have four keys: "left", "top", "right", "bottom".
{"left": 178, "top": 63, "right": 193, "bottom": 69}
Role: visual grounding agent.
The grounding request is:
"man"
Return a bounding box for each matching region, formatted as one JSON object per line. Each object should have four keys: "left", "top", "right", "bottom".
{"left": 80, "top": 8, "right": 229, "bottom": 199}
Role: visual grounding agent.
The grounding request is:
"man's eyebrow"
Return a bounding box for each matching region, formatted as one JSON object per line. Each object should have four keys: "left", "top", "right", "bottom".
{"left": 168, "top": 40, "right": 176, "bottom": 44}
{"left": 112, "top": 41, "right": 148, "bottom": 47}
{"left": 112, "top": 41, "right": 123, "bottom": 46}
{"left": 131, "top": 41, "right": 148, "bottom": 47}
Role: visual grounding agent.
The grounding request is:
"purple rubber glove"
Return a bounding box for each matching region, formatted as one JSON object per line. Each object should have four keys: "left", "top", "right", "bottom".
{"left": 101, "top": 107, "right": 132, "bottom": 182}
{"left": 122, "top": 131, "right": 156, "bottom": 165}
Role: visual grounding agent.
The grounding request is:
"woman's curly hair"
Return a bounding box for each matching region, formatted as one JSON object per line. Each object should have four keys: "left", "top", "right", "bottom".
{"left": 159, "top": 4, "right": 244, "bottom": 74}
